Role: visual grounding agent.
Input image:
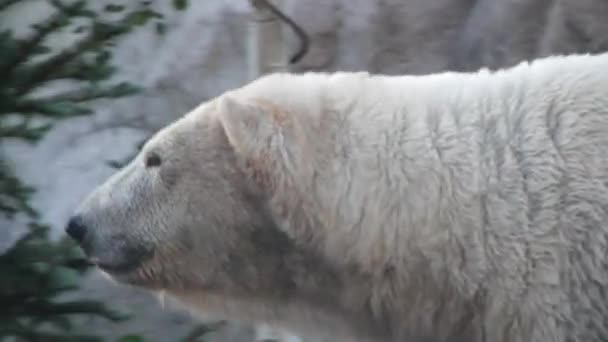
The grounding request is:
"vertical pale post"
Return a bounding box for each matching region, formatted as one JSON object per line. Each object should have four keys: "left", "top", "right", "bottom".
{"left": 248, "top": 0, "right": 288, "bottom": 80}
{"left": 247, "top": 7, "right": 304, "bottom": 342}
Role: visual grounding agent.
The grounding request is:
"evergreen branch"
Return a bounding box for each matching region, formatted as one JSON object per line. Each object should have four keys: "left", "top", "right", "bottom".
{"left": 0, "top": 119, "right": 51, "bottom": 141}
{"left": 12, "top": 300, "right": 130, "bottom": 322}
{"left": 0, "top": 0, "right": 20, "bottom": 12}
{"left": 182, "top": 321, "right": 226, "bottom": 342}
{"left": 38, "top": 82, "right": 140, "bottom": 103}
{"left": 0, "top": 2, "right": 164, "bottom": 340}
{"left": 8, "top": 84, "right": 139, "bottom": 117}
{"left": 0, "top": 321, "right": 102, "bottom": 342}
{"left": 12, "top": 99, "right": 93, "bottom": 117}
{"left": 0, "top": 162, "right": 37, "bottom": 218}
{"left": 49, "top": 54, "right": 116, "bottom": 82}
{"left": 14, "top": 21, "right": 132, "bottom": 97}
{"left": 0, "top": 223, "right": 47, "bottom": 265}
{"left": 0, "top": 1, "right": 83, "bottom": 76}
{"left": 48, "top": 0, "right": 94, "bottom": 17}
{"left": 61, "top": 257, "right": 95, "bottom": 270}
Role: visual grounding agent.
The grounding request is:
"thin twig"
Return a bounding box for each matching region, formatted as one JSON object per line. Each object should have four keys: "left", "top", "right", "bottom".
{"left": 250, "top": 0, "right": 309, "bottom": 64}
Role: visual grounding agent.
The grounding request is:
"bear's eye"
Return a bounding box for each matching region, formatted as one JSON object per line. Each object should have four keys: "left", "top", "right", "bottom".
{"left": 144, "top": 152, "right": 162, "bottom": 168}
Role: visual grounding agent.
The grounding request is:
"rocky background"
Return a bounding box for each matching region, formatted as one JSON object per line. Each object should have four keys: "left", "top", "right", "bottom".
{"left": 2, "top": 0, "right": 608, "bottom": 341}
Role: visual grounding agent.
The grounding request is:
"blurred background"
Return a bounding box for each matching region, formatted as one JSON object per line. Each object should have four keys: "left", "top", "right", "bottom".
{"left": 1, "top": 0, "right": 608, "bottom": 341}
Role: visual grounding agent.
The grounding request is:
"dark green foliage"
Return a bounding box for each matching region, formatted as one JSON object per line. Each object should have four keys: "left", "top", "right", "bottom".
{"left": 0, "top": 0, "right": 217, "bottom": 340}
{"left": 172, "top": 0, "right": 188, "bottom": 11}
{"left": 0, "top": 0, "right": 161, "bottom": 340}
{"left": 0, "top": 0, "right": 218, "bottom": 340}
{"left": 0, "top": 224, "right": 130, "bottom": 341}
{"left": 0, "top": 159, "right": 37, "bottom": 217}
{"left": 180, "top": 322, "right": 226, "bottom": 342}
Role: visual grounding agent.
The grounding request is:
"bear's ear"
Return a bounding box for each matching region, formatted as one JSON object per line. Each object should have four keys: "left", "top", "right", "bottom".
{"left": 217, "top": 95, "right": 284, "bottom": 158}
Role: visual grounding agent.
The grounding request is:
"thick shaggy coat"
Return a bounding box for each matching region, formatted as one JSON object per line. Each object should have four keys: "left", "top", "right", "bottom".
{"left": 69, "top": 53, "right": 608, "bottom": 342}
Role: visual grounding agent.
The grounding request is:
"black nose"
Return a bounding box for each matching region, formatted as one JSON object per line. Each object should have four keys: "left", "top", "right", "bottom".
{"left": 65, "top": 215, "right": 88, "bottom": 243}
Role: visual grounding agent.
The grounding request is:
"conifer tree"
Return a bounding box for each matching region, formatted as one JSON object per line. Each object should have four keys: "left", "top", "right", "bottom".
{"left": 0, "top": 1, "right": 165, "bottom": 340}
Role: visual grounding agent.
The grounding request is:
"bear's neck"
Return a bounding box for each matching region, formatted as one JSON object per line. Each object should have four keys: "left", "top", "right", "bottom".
{"left": 266, "top": 72, "right": 493, "bottom": 279}
{"left": 171, "top": 240, "right": 389, "bottom": 341}
{"left": 231, "top": 69, "right": 562, "bottom": 339}
{"left": 257, "top": 71, "right": 536, "bottom": 338}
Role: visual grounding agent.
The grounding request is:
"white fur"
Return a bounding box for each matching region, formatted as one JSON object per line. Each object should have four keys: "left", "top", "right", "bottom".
{"left": 76, "top": 52, "right": 608, "bottom": 342}
{"left": 215, "top": 53, "right": 608, "bottom": 341}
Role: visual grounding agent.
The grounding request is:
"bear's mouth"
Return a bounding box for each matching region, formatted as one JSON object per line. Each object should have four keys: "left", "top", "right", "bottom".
{"left": 93, "top": 257, "right": 159, "bottom": 288}
{"left": 94, "top": 258, "right": 144, "bottom": 274}
{"left": 88, "top": 242, "right": 155, "bottom": 276}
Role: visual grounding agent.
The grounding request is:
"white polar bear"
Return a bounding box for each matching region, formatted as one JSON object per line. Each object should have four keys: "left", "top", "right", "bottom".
{"left": 68, "top": 53, "right": 608, "bottom": 342}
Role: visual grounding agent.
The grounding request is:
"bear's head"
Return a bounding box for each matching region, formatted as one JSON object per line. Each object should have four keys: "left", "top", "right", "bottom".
{"left": 63, "top": 76, "right": 363, "bottom": 329}
{"left": 67, "top": 95, "right": 297, "bottom": 289}
{"left": 64, "top": 74, "right": 394, "bottom": 341}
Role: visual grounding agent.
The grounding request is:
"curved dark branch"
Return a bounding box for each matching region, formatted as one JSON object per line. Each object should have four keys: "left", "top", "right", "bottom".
{"left": 253, "top": 0, "right": 309, "bottom": 64}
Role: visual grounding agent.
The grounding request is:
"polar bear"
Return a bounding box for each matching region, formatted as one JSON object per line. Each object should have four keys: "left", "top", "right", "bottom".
{"left": 67, "top": 53, "right": 608, "bottom": 342}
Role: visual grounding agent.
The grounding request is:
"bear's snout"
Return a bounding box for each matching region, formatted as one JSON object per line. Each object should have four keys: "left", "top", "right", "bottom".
{"left": 65, "top": 214, "right": 155, "bottom": 275}
{"left": 65, "top": 215, "right": 88, "bottom": 244}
